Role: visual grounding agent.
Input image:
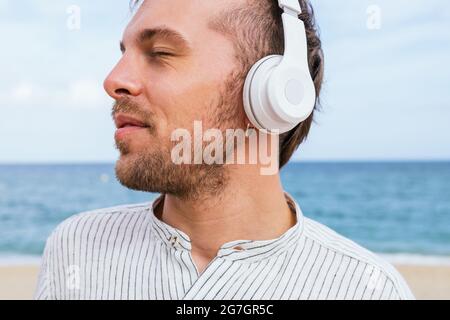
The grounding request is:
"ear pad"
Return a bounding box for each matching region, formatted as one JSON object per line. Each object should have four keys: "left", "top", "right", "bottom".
{"left": 243, "top": 55, "right": 282, "bottom": 132}
{"left": 243, "top": 55, "right": 316, "bottom": 134}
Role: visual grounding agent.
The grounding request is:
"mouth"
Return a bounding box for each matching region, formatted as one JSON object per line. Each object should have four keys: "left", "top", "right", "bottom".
{"left": 114, "top": 114, "right": 150, "bottom": 140}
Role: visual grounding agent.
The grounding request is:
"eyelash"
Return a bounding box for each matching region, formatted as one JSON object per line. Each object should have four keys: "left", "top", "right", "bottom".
{"left": 147, "top": 51, "right": 174, "bottom": 59}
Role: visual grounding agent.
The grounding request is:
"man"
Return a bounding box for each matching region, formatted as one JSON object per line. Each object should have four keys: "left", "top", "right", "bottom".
{"left": 35, "top": 0, "right": 414, "bottom": 300}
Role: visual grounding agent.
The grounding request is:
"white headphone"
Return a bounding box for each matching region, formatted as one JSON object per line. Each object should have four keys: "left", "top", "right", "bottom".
{"left": 243, "top": 0, "right": 316, "bottom": 134}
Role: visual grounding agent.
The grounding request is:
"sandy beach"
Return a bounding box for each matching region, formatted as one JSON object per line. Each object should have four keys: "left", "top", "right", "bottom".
{"left": 0, "top": 264, "right": 449, "bottom": 300}
{"left": 395, "top": 265, "right": 450, "bottom": 300}
{"left": 0, "top": 266, "right": 40, "bottom": 300}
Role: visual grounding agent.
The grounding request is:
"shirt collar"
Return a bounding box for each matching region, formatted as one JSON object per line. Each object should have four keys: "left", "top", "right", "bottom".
{"left": 149, "top": 191, "right": 304, "bottom": 262}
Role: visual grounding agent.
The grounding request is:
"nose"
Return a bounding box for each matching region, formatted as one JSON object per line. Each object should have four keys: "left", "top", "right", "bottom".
{"left": 103, "top": 57, "right": 143, "bottom": 100}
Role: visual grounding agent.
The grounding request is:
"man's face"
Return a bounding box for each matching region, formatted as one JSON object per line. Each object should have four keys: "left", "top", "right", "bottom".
{"left": 104, "top": 0, "right": 246, "bottom": 199}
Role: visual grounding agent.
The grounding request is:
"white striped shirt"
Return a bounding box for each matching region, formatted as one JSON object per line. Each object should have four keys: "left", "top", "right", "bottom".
{"left": 34, "top": 192, "right": 415, "bottom": 300}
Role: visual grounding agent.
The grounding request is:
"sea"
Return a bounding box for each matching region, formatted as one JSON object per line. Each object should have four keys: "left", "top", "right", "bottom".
{"left": 0, "top": 161, "right": 449, "bottom": 266}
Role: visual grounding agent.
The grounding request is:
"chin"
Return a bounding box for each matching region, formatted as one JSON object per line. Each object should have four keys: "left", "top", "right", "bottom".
{"left": 115, "top": 156, "right": 144, "bottom": 192}
{"left": 114, "top": 148, "right": 167, "bottom": 193}
{"left": 115, "top": 151, "right": 141, "bottom": 173}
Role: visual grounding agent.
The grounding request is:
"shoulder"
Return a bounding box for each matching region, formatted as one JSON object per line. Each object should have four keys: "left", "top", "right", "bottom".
{"left": 35, "top": 202, "right": 153, "bottom": 299}
{"left": 301, "top": 217, "right": 415, "bottom": 300}
{"left": 45, "top": 202, "right": 153, "bottom": 253}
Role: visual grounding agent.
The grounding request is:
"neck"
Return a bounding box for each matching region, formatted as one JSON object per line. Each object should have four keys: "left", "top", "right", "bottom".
{"left": 156, "top": 166, "right": 296, "bottom": 262}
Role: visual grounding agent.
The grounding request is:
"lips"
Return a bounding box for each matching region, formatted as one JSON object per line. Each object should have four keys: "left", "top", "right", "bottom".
{"left": 114, "top": 114, "right": 149, "bottom": 140}
{"left": 114, "top": 114, "right": 147, "bottom": 129}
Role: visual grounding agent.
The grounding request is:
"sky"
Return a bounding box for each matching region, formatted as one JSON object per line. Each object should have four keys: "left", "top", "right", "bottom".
{"left": 0, "top": 0, "right": 449, "bottom": 163}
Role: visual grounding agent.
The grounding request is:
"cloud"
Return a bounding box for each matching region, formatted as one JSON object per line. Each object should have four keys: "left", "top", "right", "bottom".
{"left": 1, "top": 0, "right": 449, "bottom": 162}
{"left": 11, "top": 82, "right": 34, "bottom": 101}
{"left": 1, "top": 79, "right": 110, "bottom": 109}
{"left": 68, "top": 79, "right": 107, "bottom": 107}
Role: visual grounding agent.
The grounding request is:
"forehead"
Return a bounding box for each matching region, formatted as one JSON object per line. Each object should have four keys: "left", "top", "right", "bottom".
{"left": 124, "top": 0, "right": 235, "bottom": 44}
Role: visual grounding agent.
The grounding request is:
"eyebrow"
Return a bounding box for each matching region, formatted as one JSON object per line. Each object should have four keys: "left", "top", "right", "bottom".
{"left": 120, "top": 27, "right": 192, "bottom": 53}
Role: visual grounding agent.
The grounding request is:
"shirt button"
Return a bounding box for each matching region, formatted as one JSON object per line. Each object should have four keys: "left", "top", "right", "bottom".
{"left": 169, "top": 235, "right": 179, "bottom": 248}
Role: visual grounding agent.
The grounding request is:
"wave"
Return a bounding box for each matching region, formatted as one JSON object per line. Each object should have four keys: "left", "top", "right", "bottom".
{"left": 379, "top": 253, "right": 450, "bottom": 266}
{"left": 0, "top": 254, "right": 41, "bottom": 266}
{"left": 1, "top": 252, "right": 450, "bottom": 267}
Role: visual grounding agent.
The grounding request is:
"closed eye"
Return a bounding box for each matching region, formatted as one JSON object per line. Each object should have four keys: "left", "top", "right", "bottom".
{"left": 148, "top": 51, "right": 175, "bottom": 58}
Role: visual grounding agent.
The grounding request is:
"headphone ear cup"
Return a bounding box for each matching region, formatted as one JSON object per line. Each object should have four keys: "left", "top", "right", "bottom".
{"left": 243, "top": 55, "right": 283, "bottom": 132}
{"left": 243, "top": 54, "right": 316, "bottom": 134}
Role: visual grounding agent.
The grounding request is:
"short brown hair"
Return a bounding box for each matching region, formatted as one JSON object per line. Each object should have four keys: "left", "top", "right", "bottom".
{"left": 209, "top": 0, "right": 324, "bottom": 169}
{"left": 131, "top": 0, "right": 324, "bottom": 169}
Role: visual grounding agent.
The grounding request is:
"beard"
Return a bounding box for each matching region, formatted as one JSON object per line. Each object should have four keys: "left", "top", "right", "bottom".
{"left": 113, "top": 69, "right": 247, "bottom": 201}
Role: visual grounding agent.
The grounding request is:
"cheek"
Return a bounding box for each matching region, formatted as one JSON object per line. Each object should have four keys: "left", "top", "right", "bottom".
{"left": 148, "top": 74, "right": 224, "bottom": 132}
{"left": 142, "top": 44, "right": 237, "bottom": 132}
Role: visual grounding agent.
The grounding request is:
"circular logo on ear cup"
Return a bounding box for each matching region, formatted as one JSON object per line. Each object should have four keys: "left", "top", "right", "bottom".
{"left": 285, "top": 79, "right": 304, "bottom": 105}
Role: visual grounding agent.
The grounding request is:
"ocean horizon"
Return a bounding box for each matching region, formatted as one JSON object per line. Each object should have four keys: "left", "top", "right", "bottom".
{"left": 1, "top": 161, "right": 449, "bottom": 266}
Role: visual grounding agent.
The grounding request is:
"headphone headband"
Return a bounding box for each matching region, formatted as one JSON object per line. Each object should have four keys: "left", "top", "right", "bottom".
{"left": 242, "top": 0, "right": 316, "bottom": 134}
{"left": 278, "top": 0, "right": 302, "bottom": 15}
